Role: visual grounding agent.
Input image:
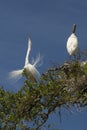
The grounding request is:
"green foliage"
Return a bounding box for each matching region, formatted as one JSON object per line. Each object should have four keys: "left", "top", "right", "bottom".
{"left": 0, "top": 59, "right": 87, "bottom": 129}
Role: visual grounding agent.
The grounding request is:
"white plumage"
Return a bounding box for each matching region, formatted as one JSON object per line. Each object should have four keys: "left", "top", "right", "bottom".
{"left": 9, "top": 36, "right": 41, "bottom": 83}
{"left": 66, "top": 24, "right": 78, "bottom": 56}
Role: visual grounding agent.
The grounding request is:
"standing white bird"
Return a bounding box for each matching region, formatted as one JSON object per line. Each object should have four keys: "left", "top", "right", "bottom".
{"left": 9, "top": 36, "right": 41, "bottom": 83}
{"left": 66, "top": 24, "right": 78, "bottom": 58}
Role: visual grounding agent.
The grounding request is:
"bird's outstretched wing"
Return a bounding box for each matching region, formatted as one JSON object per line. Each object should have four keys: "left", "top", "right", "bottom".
{"left": 25, "top": 36, "right": 32, "bottom": 66}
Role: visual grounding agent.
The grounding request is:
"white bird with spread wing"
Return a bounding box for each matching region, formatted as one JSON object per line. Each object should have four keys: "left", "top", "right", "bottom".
{"left": 66, "top": 24, "right": 78, "bottom": 57}
{"left": 9, "top": 36, "right": 41, "bottom": 82}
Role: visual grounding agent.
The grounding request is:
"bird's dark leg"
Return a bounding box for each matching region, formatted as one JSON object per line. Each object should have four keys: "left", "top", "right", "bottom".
{"left": 74, "top": 48, "right": 81, "bottom": 61}
{"left": 77, "top": 48, "right": 81, "bottom": 61}
{"left": 74, "top": 52, "right": 80, "bottom": 61}
{"left": 69, "top": 55, "right": 72, "bottom": 62}
{"left": 73, "top": 54, "right": 77, "bottom": 61}
{"left": 68, "top": 55, "right": 74, "bottom": 64}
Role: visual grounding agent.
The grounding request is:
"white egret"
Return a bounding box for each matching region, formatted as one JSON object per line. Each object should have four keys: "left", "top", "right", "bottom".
{"left": 9, "top": 36, "right": 41, "bottom": 83}
{"left": 66, "top": 24, "right": 78, "bottom": 58}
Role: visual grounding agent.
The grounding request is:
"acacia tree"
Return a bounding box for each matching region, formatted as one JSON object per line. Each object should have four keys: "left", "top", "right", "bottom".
{"left": 0, "top": 53, "right": 87, "bottom": 130}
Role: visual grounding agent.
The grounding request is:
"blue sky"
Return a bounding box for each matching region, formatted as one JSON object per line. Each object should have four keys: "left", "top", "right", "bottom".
{"left": 0, "top": 0, "right": 87, "bottom": 129}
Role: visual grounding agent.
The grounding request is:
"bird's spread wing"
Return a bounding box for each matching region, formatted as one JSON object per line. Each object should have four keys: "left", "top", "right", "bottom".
{"left": 25, "top": 37, "right": 32, "bottom": 66}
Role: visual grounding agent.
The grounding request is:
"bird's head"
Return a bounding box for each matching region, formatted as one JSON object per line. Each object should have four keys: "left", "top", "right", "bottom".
{"left": 72, "top": 24, "right": 76, "bottom": 33}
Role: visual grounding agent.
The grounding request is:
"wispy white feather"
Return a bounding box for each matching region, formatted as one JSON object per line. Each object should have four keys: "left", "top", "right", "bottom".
{"left": 8, "top": 69, "right": 23, "bottom": 83}
{"left": 33, "top": 53, "right": 43, "bottom": 67}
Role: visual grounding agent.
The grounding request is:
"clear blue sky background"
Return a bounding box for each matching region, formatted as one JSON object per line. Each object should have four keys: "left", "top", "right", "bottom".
{"left": 0, "top": 0, "right": 87, "bottom": 129}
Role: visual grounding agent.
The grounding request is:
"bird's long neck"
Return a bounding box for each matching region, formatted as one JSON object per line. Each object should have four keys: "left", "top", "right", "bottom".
{"left": 72, "top": 24, "right": 76, "bottom": 33}
{"left": 25, "top": 37, "right": 32, "bottom": 66}
{"left": 25, "top": 48, "right": 30, "bottom": 65}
